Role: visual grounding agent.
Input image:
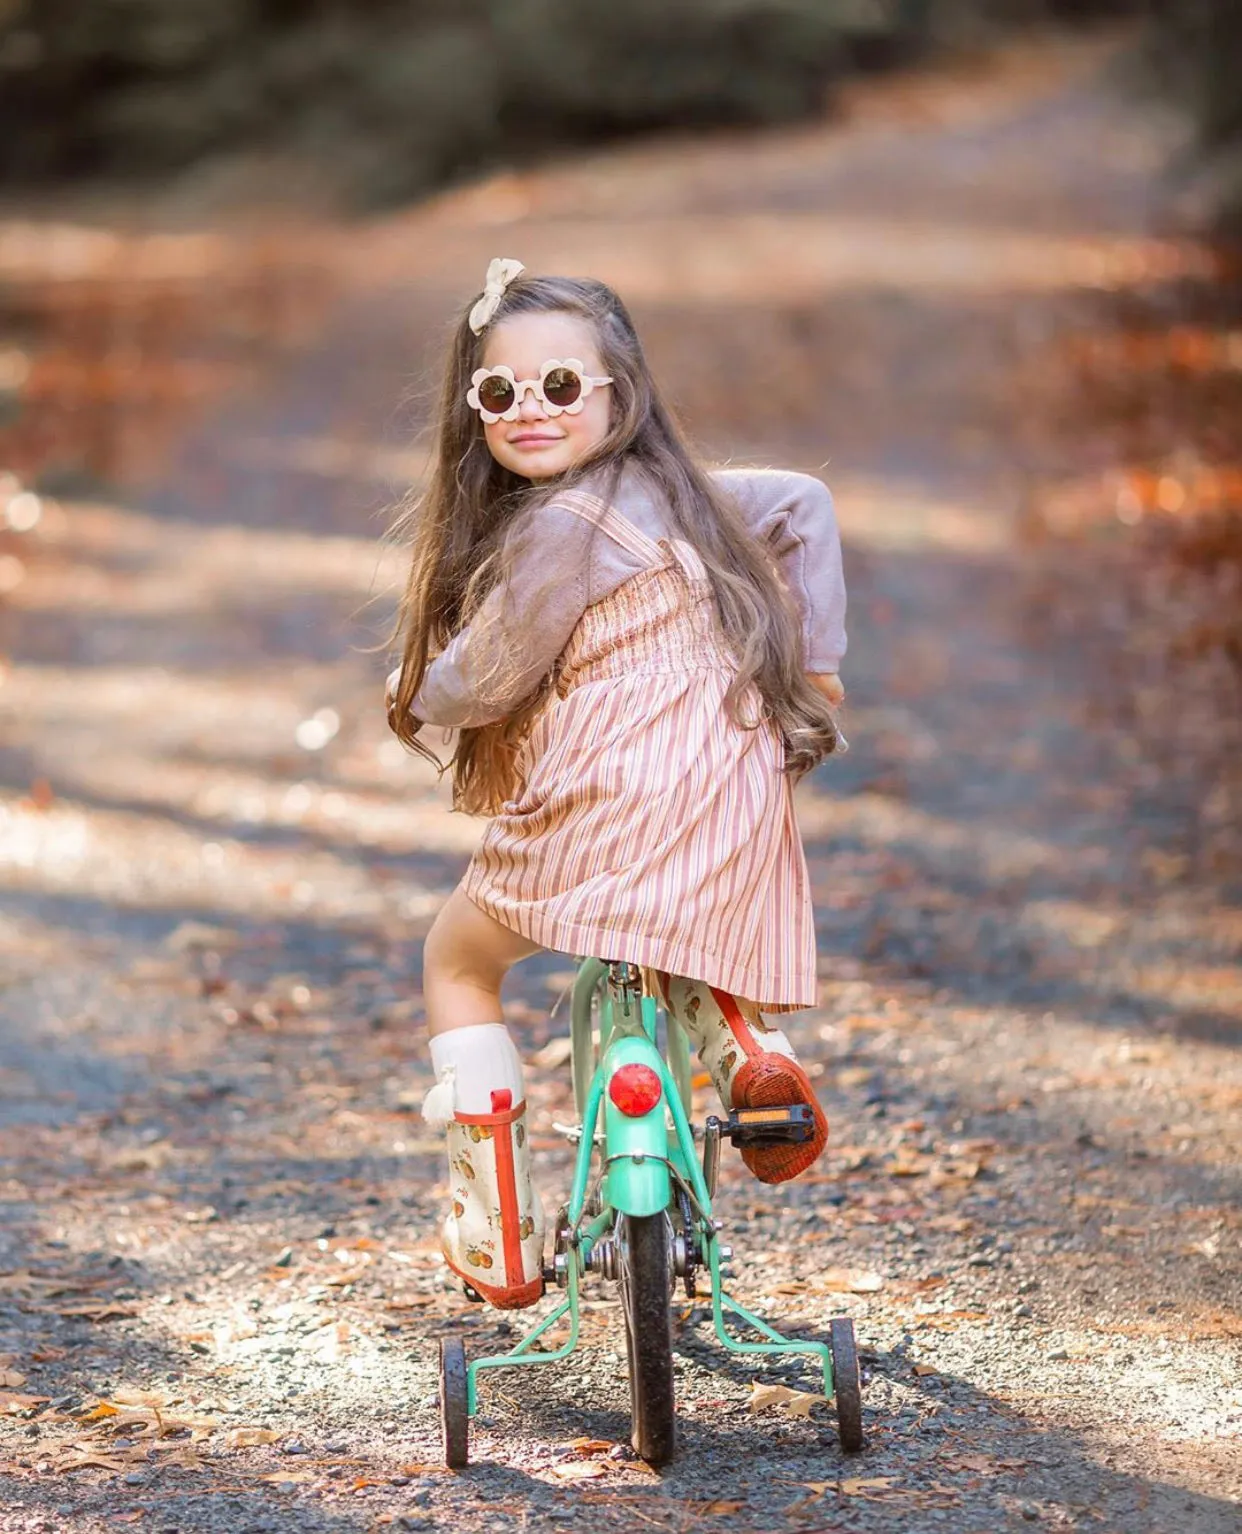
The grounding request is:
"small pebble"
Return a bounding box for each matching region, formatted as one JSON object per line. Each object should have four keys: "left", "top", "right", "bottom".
{"left": 1014, "top": 1302, "right": 1033, "bottom": 1317}
{"left": 1048, "top": 1348, "right": 1069, "bottom": 1361}
{"left": 1020, "top": 1503, "right": 1042, "bottom": 1521}
{"left": 124, "top": 1472, "right": 145, "bottom": 1486}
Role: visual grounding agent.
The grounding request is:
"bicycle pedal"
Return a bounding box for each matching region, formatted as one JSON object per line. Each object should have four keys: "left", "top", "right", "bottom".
{"left": 712, "top": 1105, "right": 816, "bottom": 1146}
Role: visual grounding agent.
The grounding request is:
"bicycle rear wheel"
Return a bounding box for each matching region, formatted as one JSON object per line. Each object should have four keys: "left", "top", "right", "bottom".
{"left": 616, "top": 1212, "right": 676, "bottom": 1465}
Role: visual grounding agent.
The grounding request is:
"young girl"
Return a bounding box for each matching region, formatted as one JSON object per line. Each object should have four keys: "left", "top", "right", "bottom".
{"left": 387, "top": 258, "right": 846, "bottom": 1309}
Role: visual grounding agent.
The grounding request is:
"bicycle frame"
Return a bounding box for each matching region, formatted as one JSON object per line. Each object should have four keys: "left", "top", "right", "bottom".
{"left": 462, "top": 957, "right": 835, "bottom": 1416}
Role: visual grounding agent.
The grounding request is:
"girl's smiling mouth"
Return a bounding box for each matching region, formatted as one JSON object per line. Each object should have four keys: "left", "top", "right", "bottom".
{"left": 509, "top": 432, "right": 564, "bottom": 446}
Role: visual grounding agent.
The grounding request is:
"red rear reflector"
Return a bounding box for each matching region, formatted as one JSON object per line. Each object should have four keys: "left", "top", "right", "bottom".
{"left": 608, "top": 1063, "right": 662, "bottom": 1117}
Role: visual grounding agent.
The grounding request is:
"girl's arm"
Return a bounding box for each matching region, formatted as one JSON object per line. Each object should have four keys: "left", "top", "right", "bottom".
{"left": 712, "top": 468, "right": 847, "bottom": 675}
{"left": 401, "top": 504, "right": 598, "bottom": 729}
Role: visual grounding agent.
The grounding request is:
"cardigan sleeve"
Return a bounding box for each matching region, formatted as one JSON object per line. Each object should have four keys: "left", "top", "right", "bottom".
{"left": 410, "top": 502, "right": 599, "bottom": 728}
{"left": 712, "top": 468, "right": 847, "bottom": 673}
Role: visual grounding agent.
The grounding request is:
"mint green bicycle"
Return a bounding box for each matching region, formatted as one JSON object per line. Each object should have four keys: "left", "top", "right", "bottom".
{"left": 437, "top": 958, "right": 864, "bottom": 1466}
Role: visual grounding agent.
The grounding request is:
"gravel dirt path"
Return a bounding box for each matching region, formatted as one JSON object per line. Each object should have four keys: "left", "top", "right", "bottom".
{"left": 1, "top": 31, "right": 1239, "bottom": 1534}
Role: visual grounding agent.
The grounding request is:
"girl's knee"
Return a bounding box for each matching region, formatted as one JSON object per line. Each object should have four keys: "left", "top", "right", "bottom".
{"left": 422, "top": 892, "right": 510, "bottom": 989}
{"left": 422, "top": 903, "right": 469, "bottom": 986}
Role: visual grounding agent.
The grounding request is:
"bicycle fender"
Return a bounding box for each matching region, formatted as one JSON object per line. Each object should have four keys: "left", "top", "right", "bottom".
{"left": 602, "top": 1034, "right": 672, "bottom": 1218}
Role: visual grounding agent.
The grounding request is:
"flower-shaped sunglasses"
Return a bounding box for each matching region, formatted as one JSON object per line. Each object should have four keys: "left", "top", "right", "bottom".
{"left": 466, "top": 357, "right": 613, "bottom": 424}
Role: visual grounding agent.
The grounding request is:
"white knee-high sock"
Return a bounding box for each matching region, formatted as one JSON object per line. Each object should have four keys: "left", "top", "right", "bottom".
{"left": 423, "top": 1022, "right": 525, "bottom": 1125}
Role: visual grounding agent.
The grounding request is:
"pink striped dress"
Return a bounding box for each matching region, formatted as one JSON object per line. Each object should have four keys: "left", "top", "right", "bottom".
{"left": 462, "top": 489, "right": 818, "bottom": 1012}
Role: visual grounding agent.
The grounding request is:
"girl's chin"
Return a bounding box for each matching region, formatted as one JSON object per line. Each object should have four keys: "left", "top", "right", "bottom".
{"left": 503, "top": 447, "right": 576, "bottom": 478}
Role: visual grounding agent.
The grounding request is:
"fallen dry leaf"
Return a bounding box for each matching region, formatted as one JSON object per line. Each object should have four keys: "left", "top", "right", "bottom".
{"left": 913, "top": 1363, "right": 940, "bottom": 1377}
{"left": 840, "top": 1476, "right": 899, "bottom": 1497}
{"left": 53, "top": 1450, "right": 131, "bottom": 1474}
{"left": 263, "top": 1469, "right": 317, "bottom": 1485}
{"left": 551, "top": 1460, "right": 607, "bottom": 1481}
{"left": 911, "top": 1309, "right": 991, "bottom": 1328}
{"left": 49, "top": 1303, "right": 138, "bottom": 1322}
{"left": 81, "top": 1394, "right": 219, "bottom": 1440}
{"left": 0, "top": 1370, "right": 27, "bottom": 1388}
{"left": 320, "top": 1266, "right": 370, "bottom": 1288}
{"left": 565, "top": 1437, "right": 614, "bottom": 1456}
{"left": 227, "top": 1426, "right": 280, "bottom": 1448}
{"left": 817, "top": 1267, "right": 885, "bottom": 1294}
{"left": 944, "top": 1453, "right": 1028, "bottom": 1474}
{"left": 148, "top": 1443, "right": 209, "bottom": 1471}
{"left": 747, "top": 1381, "right": 823, "bottom": 1417}
{"left": 0, "top": 1390, "right": 50, "bottom": 1414}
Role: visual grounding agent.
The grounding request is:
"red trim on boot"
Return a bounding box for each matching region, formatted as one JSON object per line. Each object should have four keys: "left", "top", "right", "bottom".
{"left": 731, "top": 1055, "right": 829, "bottom": 1185}
{"left": 455, "top": 1092, "right": 526, "bottom": 1128}
{"left": 708, "top": 985, "right": 764, "bottom": 1062}
{"left": 488, "top": 1089, "right": 527, "bottom": 1288}
{"left": 444, "top": 1256, "right": 544, "bottom": 1310}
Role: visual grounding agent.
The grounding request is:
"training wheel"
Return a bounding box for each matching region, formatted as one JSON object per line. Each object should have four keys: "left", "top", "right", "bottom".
{"left": 439, "top": 1336, "right": 469, "bottom": 1467}
{"left": 829, "top": 1316, "right": 864, "bottom": 1452}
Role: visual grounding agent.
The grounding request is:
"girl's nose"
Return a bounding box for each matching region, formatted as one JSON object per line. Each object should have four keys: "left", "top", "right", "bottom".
{"left": 516, "top": 385, "right": 547, "bottom": 421}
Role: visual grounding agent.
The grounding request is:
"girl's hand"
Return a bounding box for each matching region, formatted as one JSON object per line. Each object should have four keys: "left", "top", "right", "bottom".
{"left": 385, "top": 666, "right": 405, "bottom": 730}
{"left": 386, "top": 665, "right": 425, "bottom": 732}
{"left": 807, "top": 672, "right": 845, "bottom": 706}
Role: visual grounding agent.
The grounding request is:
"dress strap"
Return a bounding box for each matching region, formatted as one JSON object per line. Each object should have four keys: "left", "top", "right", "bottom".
{"left": 666, "top": 537, "right": 710, "bottom": 585}
{"left": 553, "top": 489, "right": 669, "bottom": 568}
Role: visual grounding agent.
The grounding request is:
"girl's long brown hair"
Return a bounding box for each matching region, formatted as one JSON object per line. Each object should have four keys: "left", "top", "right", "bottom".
{"left": 388, "top": 273, "right": 840, "bottom": 815}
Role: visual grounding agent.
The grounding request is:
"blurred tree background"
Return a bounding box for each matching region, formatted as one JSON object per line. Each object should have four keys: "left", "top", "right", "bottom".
{"left": 10, "top": 0, "right": 1225, "bottom": 214}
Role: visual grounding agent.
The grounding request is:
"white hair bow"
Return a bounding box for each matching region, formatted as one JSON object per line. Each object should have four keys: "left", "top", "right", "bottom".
{"left": 468, "top": 257, "right": 526, "bottom": 335}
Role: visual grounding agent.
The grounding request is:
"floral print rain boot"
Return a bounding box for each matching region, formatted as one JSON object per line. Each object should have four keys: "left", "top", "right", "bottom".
{"left": 423, "top": 1023, "right": 545, "bottom": 1309}
{"left": 652, "top": 972, "right": 828, "bottom": 1184}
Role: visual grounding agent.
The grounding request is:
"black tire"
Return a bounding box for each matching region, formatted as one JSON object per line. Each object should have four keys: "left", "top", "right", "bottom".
{"left": 617, "top": 1212, "right": 676, "bottom": 1465}
{"left": 830, "top": 1316, "right": 864, "bottom": 1452}
{"left": 439, "top": 1336, "right": 469, "bottom": 1468}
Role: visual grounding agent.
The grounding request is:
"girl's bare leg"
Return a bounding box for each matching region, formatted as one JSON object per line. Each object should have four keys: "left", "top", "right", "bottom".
{"left": 421, "top": 884, "right": 546, "bottom": 1308}
{"left": 422, "top": 882, "right": 541, "bottom": 1036}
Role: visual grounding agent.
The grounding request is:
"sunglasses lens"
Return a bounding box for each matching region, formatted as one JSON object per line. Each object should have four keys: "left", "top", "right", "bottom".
{"left": 542, "top": 366, "right": 583, "bottom": 408}
{"left": 478, "top": 375, "right": 515, "bottom": 414}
